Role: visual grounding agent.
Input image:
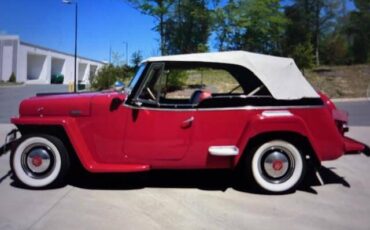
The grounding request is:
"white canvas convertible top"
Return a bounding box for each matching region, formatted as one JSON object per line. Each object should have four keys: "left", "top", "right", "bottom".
{"left": 144, "top": 51, "right": 319, "bottom": 100}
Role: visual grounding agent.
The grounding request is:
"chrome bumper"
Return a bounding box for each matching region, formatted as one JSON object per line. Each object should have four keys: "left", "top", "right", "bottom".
{"left": 0, "top": 129, "right": 18, "bottom": 157}
{"left": 344, "top": 136, "right": 369, "bottom": 157}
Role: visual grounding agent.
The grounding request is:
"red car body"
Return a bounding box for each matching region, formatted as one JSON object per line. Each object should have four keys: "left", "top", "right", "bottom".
{"left": 11, "top": 90, "right": 363, "bottom": 171}
{"left": 7, "top": 51, "right": 366, "bottom": 192}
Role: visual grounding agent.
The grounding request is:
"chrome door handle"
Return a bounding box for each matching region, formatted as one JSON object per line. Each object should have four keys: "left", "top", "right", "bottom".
{"left": 181, "top": 116, "right": 194, "bottom": 128}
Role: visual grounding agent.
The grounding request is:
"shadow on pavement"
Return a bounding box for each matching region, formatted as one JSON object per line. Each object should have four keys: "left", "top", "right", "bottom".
{"left": 363, "top": 145, "right": 370, "bottom": 157}
{"left": 297, "top": 166, "right": 350, "bottom": 195}
{"left": 56, "top": 165, "right": 350, "bottom": 195}
{"left": 0, "top": 170, "right": 12, "bottom": 184}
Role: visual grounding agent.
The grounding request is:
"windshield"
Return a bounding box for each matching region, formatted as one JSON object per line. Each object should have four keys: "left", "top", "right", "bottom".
{"left": 126, "top": 63, "right": 147, "bottom": 94}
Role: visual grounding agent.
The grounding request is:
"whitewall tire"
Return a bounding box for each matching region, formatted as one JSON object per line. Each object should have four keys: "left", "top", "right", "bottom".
{"left": 11, "top": 135, "right": 70, "bottom": 188}
{"left": 250, "top": 140, "right": 305, "bottom": 193}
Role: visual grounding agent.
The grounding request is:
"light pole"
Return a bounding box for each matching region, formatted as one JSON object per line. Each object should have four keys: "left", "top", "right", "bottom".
{"left": 123, "top": 41, "right": 128, "bottom": 66}
{"left": 62, "top": 0, "right": 78, "bottom": 93}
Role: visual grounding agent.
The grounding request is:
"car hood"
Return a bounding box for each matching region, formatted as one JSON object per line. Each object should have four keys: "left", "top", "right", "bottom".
{"left": 19, "top": 91, "right": 125, "bottom": 117}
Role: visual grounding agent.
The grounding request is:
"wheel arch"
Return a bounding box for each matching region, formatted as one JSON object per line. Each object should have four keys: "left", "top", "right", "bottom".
{"left": 235, "top": 131, "right": 321, "bottom": 169}
{"left": 16, "top": 125, "right": 83, "bottom": 169}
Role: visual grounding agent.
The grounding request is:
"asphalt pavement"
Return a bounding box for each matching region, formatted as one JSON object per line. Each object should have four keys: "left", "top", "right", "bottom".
{"left": 0, "top": 85, "right": 369, "bottom": 230}
{"left": 0, "top": 85, "right": 68, "bottom": 123}
{"left": 335, "top": 100, "right": 370, "bottom": 126}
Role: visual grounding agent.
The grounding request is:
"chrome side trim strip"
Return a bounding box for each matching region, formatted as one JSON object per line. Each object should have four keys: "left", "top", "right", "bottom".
{"left": 209, "top": 146, "right": 239, "bottom": 156}
{"left": 261, "top": 110, "right": 293, "bottom": 117}
{"left": 123, "top": 103, "right": 324, "bottom": 112}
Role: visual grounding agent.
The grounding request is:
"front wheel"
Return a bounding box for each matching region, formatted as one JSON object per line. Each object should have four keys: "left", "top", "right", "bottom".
{"left": 11, "top": 134, "right": 70, "bottom": 188}
{"left": 248, "top": 140, "right": 306, "bottom": 193}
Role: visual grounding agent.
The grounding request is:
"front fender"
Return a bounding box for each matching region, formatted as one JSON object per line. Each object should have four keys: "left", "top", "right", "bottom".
{"left": 12, "top": 117, "right": 94, "bottom": 170}
{"left": 11, "top": 117, "right": 150, "bottom": 173}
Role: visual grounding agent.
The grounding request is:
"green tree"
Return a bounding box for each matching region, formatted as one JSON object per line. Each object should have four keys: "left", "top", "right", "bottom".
{"left": 283, "top": 3, "right": 312, "bottom": 56}
{"left": 211, "top": 1, "right": 236, "bottom": 51}
{"left": 91, "top": 65, "right": 133, "bottom": 90}
{"left": 320, "top": 34, "right": 349, "bottom": 65}
{"left": 127, "top": 0, "right": 175, "bottom": 55}
{"left": 214, "top": 0, "right": 287, "bottom": 55}
{"left": 164, "top": 0, "right": 211, "bottom": 54}
{"left": 291, "top": 41, "right": 315, "bottom": 70}
{"left": 345, "top": 0, "right": 370, "bottom": 63}
{"left": 284, "top": 0, "right": 343, "bottom": 65}
{"left": 131, "top": 50, "right": 144, "bottom": 69}
{"left": 128, "top": 0, "right": 211, "bottom": 55}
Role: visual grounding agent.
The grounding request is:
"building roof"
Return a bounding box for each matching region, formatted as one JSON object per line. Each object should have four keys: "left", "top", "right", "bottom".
{"left": 0, "top": 35, "right": 105, "bottom": 65}
{"left": 20, "top": 41, "right": 105, "bottom": 64}
{"left": 144, "top": 51, "right": 319, "bottom": 100}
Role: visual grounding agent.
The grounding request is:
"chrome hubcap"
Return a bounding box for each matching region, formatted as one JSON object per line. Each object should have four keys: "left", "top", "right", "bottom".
{"left": 21, "top": 144, "right": 55, "bottom": 178}
{"left": 260, "top": 147, "right": 295, "bottom": 184}
{"left": 26, "top": 148, "right": 51, "bottom": 173}
{"left": 263, "top": 151, "right": 289, "bottom": 178}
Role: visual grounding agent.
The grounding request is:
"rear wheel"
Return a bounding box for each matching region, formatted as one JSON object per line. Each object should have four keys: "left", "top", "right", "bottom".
{"left": 247, "top": 140, "right": 306, "bottom": 193}
{"left": 11, "top": 134, "right": 70, "bottom": 188}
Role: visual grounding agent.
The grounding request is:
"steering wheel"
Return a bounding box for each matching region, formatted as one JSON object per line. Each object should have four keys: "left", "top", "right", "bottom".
{"left": 146, "top": 87, "right": 156, "bottom": 100}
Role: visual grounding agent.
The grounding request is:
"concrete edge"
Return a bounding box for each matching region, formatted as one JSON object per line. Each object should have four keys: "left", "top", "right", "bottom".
{"left": 0, "top": 84, "right": 25, "bottom": 88}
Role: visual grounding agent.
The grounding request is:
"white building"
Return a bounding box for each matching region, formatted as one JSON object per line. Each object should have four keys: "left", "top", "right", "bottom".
{"left": 0, "top": 35, "right": 105, "bottom": 84}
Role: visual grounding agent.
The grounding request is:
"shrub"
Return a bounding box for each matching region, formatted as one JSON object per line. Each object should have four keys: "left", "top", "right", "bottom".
{"left": 165, "top": 70, "right": 188, "bottom": 92}
{"left": 90, "top": 65, "right": 134, "bottom": 91}
{"left": 290, "top": 42, "right": 315, "bottom": 70}
{"left": 321, "top": 35, "right": 350, "bottom": 65}
{"left": 8, "top": 72, "right": 16, "bottom": 83}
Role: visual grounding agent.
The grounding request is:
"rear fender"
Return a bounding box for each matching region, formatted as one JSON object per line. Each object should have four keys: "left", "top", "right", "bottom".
{"left": 234, "top": 111, "right": 319, "bottom": 167}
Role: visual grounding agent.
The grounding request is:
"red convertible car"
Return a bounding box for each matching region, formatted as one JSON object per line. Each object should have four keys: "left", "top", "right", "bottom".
{"left": 3, "top": 51, "right": 366, "bottom": 193}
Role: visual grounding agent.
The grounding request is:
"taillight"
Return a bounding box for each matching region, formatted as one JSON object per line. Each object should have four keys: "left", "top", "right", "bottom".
{"left": 318, "top": 91, "right": 336, "bottom": 111}
{"left": 335, "top": 120, "right": 349, "bottom": 134}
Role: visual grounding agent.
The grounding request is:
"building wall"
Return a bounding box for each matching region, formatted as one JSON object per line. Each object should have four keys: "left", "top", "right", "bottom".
{"left": 0, "top": 36, "right": 19, "bottom": 82}
{"left": 0, "top": 35, "right": 104, "bottom": 84}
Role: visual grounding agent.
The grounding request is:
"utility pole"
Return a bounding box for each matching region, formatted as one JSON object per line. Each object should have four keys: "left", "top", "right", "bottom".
{"left": 62, "top": 0, "right": 78, "bottom": 92}
{"left": 123, "top": 41, "right": 128, "bottom": 66}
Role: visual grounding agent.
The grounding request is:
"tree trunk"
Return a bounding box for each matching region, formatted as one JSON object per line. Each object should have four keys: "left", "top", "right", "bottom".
{"left": 315, "top": 35, "right": 320, "bottom": 66}
{"left": 160, "top": 13, "right": 164, "bottom": 55}
{"left": 158, "top": 0, "right": 165, "bottom": 55}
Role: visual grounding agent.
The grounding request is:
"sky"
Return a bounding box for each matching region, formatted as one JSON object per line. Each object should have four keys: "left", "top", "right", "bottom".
{"left": 0, "top": 0, "right": 158, "bottom": 63}
{"left": 0, "top": 0, "right": 356, "bottom": 64}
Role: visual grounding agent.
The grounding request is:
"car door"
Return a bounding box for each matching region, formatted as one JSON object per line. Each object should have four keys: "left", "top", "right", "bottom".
{"left": 122, "top": 63, "right": 194, "bottom": 162}
{"left": 189, "top": 109, "right": 249, "bottom": 167}
{"left": 183, "top": 65, "right": 252, "bottom": 168}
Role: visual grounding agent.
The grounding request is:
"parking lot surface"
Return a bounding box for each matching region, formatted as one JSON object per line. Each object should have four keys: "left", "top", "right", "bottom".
{"left": 0, "top": 85, "right": 369, "bottom": 230}
{"left": 0, "top": 85, "right": 67, "bottom": 123}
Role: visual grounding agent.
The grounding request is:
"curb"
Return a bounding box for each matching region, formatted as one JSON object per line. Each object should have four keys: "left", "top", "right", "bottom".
{"left": 331, "top": 97, "right": 369, "bottom": 102}
{"left": 0, "top": 84, "right": 25, "bottom": 88}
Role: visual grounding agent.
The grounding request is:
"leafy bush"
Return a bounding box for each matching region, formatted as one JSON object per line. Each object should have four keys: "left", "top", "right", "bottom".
{"left": 291, "top": 42, "right": 315, "bottom": 70}
{"left": 165, "top": 70, "right": 188, "bottom": 92}
{"left": 321, "top": 35, "right": 350, "bottom": 65}
{"left": 90, "top": 65, "right": 134, "bottom": 91}
{"left": 8, "top": 72, "right": 16, "bottom": 83}
{"left": 131, "top": 51, "right": 143, "bottom": 70}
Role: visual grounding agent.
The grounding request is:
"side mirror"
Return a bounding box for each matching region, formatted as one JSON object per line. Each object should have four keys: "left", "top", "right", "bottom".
{"left": 114, "top": 81, "right": 125, "bottom": 92}
{"left": 132, "top": 98, "right": 143, "bottom": 107}
{"left": 110, "top": 95, "right": 125, "bottom": 111}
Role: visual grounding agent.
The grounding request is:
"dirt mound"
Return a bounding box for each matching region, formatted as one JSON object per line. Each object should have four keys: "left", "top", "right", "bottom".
{"left": 305, "top": 64, "right": 370, "bottom": 98}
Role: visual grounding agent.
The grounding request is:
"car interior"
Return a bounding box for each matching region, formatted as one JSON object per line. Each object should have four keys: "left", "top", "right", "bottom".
{"left": 133, "top": 62, "right": 273, "bottom": 109}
